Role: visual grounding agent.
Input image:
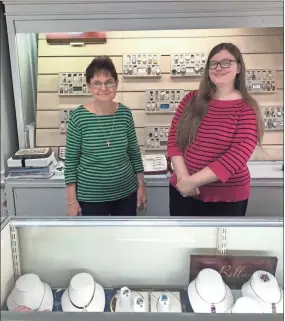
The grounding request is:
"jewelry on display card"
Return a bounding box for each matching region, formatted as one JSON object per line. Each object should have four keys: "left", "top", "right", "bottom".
{"left": 111, "top": 288, "right": 187, "bottom": 312}
{"left": 189, "top": 255, "right": 278, "bottom": 290}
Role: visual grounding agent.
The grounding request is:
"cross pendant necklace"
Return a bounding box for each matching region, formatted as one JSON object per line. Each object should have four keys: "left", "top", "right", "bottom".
{"left": 95, "top": 106, "right": 117, "bottom": 147}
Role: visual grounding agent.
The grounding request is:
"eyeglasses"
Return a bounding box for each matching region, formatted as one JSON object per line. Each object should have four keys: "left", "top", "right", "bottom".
{"left": 90, "top": 80, "right": 116, "bottom": 89}
{"left": 209, "top": 60, "right": 236, "bottom": 70}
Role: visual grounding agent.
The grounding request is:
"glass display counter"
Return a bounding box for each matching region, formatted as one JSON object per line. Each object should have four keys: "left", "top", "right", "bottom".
{"left": 4, "top": 161, "right": 284, "bottom": 217}
{"left": 1, "top": 216, "right": 283, "bottom": 321}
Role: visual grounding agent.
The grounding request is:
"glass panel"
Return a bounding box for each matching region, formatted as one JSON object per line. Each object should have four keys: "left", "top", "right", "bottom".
{"left": 16, "top": 223, "right": 283, "bottom": 289}
{"left": 18, "top": 225, "right": 218, "bottom": 288}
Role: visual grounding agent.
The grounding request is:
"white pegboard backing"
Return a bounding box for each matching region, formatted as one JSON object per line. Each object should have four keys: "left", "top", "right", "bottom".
{"left": 170, "top": 53, "right": 207, "bottom": 77}
{"left": 59, "top": 108, "right": 75, "bottom": 134}
{"left": 216, "top": 228, "right": 227, "bottom": 255}
{"left": 246, "top": 69, "right": 276, "bottom": 93}
{"left": 263, "top": 106, "right": 284, "bottom": 131}
{"left": 145, "top": 89, "right": 185, "bottom": 114}
{"left": 145, "top": 125, "right": 170, "bottom": 151}
{"left": 225, "top": 226, "right": 284, "bottom": 287}
{"left": 123, "top": 54, "right": 161, "bottom": 78}
{"left": 58, "top": 72, "right": 89, "bottom": 96}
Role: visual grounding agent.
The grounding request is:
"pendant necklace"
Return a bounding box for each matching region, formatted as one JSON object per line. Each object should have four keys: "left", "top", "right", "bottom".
{"left": 195, "top": 279, "right": 227, "bottom": 313}
{"left": 95, "top": 105, "right": 116, "bottom": 147}
{"left": 249, "top": 278, "right": 282, "bottom": 313}
{"left": 68, "top": 279, "right": 96, "bottom": 312}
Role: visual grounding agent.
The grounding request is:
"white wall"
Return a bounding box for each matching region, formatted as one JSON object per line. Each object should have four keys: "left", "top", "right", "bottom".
{"left": 0, "top": 4, "right": 18, "bottom": 179}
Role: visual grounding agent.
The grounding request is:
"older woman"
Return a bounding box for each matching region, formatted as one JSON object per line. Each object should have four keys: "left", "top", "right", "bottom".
{"left": 65, "top": 56, "right": 146, "bottom": 216}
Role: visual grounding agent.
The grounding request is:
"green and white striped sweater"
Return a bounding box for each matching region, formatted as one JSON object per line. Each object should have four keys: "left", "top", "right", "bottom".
{"left": 64, "top": 104, "right": 144, "bottom": 202}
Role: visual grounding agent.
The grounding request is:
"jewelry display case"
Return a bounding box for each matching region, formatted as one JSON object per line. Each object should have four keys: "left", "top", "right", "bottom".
{"left": 1, "top": 216, "right": 283, "bottom": 321}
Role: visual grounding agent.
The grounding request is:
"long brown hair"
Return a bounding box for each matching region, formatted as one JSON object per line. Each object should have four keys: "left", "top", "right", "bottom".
{"left": 176, "top": 43, "right": 264, "bottom": 151}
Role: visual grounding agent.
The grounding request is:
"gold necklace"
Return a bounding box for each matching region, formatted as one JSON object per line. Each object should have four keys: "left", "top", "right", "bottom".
{"left": 95, "top": 105, "right": 117, "bottom": 147}
{"left": 194, "top": 279, "right": 227, "bottom": 313}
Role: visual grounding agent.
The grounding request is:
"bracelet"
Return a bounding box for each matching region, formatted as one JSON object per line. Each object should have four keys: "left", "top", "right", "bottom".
{"left": 67, "top": 201, "right": 78, "bottom": 205}
{"left": 138, "top": 180, "right": 146, "bottom": 186}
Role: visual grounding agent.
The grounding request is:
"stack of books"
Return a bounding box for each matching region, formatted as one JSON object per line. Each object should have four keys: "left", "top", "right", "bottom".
{"left": 7, "top": 148, "right": 57, "bottom": 179}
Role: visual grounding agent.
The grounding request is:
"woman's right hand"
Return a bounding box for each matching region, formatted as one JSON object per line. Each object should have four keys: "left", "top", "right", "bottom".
{"left": 67, "top": 202, "right": 82, "bottom": 216}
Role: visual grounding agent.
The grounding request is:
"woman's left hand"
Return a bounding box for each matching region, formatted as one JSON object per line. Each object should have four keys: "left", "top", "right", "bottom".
{"left": 177, "top": 176, "right": 200, "bottom": 197}
{"left": 137, "top": 184, "right": 147, "bottom": 210}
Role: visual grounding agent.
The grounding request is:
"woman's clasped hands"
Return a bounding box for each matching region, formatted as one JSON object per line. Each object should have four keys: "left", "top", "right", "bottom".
{"left": 176, "top": 175, "right": 200, "bottom": 198}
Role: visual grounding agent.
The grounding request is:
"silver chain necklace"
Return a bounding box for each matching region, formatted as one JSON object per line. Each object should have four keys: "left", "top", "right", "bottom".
{"left": 195, "top": 279, "right": 227, "bottom": 313}
{"left": 249, "top": 280, "right": 282, "bottom": 313}
{"left": 68, "top": 279, "right": 96, "bottom": 312}
{"left": 95, "top": 106, "right": 117, "bottom": 147}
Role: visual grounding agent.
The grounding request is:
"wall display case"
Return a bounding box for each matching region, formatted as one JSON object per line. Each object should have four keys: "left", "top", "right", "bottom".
{"left": 59, "top": 109, "right": 74, "bottom": 134}
{"left": 58, "top": 72, "right": 89, "bottom": 96}
{"left": 4, "top": 0, "right": 282, "bottom": 153}
{"left": 123, "top": 54, "right": 161, "bottom": 78}
{"left": 170, "top": 53, "right": 207, "bottom": 77}
{"left": 245, "top": 70, "right": 276, "bottom": 93}
{"left": 263, "top": 107, "right": 284, "bottom": 131}
{"left": 145, "top": 125, "right": 170, "bottom": 151}
{"left": 145, "top": 90, "right": 184, "bottom": 114}
{"left": 1, "top": 216, "right": 283, "bottom": 321}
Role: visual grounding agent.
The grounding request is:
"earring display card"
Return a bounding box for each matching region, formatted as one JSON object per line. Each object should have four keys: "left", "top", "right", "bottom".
{"left": 114, "top": 291, "right": 149, "bottom": 312}
{"left": 246, "top": 69, "right": 276, "bottom": 93}
{"left": 170, "top": 53, "right": 207, "bottom": 77}
{"left": 58, "top": 72, "right": 89, "bottom": 96}
{"left": 59, "top": 109, "right": 74, "bottom": 134}
{"left": 142, "top": 154, "right": 168, "bottom": 175}
{"left": 145, "top": 125, "right": 170, "bottom": 151}
{"left": 12, "top": 147, "right": 52, "bottom": 159}
{"left": 263, "top": 107, "right": 284, "bottom": 131}
{"left": 123, "top": 54, "right": 161, "bottom": 78}
{"left": 58, "top": 147, "right": 66, "bottom": 160}
{"left": 145, "top": 89, "right": 185, "bottom": 113}
{"left": 150, "top": 291, "right": 182, "bottom": 312}
{"left": 112, "top": 288, "right": 185, "bottom": 313}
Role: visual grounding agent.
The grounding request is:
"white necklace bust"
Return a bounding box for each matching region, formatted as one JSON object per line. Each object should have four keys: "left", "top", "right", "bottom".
{"left": 242, "top": 270, "right": 283, "bottom": 313}
{"left": 7, "top": 273, "right": 53, "bottom": 312}
{"left": 61, "top": 272, "right": 105, "bottom": 312}
{"left": 188, "top": 268, "right": 234, "bottom": 313}
{"left": 227, "top": 297, "right": 262, "bottom": 313}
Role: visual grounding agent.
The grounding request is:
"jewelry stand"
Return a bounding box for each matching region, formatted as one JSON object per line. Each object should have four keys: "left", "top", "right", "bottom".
{"left": 188, "top": 268, "right": 234, "bottom": 313}
{"left": 61, "top": 273, "right": 105, "bottom": 312}
{"left": 7, "top": 273, "right": 54, "bottom": 312}
{"left": 242, "top": 270, "right": 283, "bottom": 313}
{"left": 227, "top": 297, "right": 262, "bottom": 313}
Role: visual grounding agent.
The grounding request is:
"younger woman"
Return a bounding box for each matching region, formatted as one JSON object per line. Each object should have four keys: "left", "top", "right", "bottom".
{"left": 167, "top": 43, "right": 263, "bottom": 216}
